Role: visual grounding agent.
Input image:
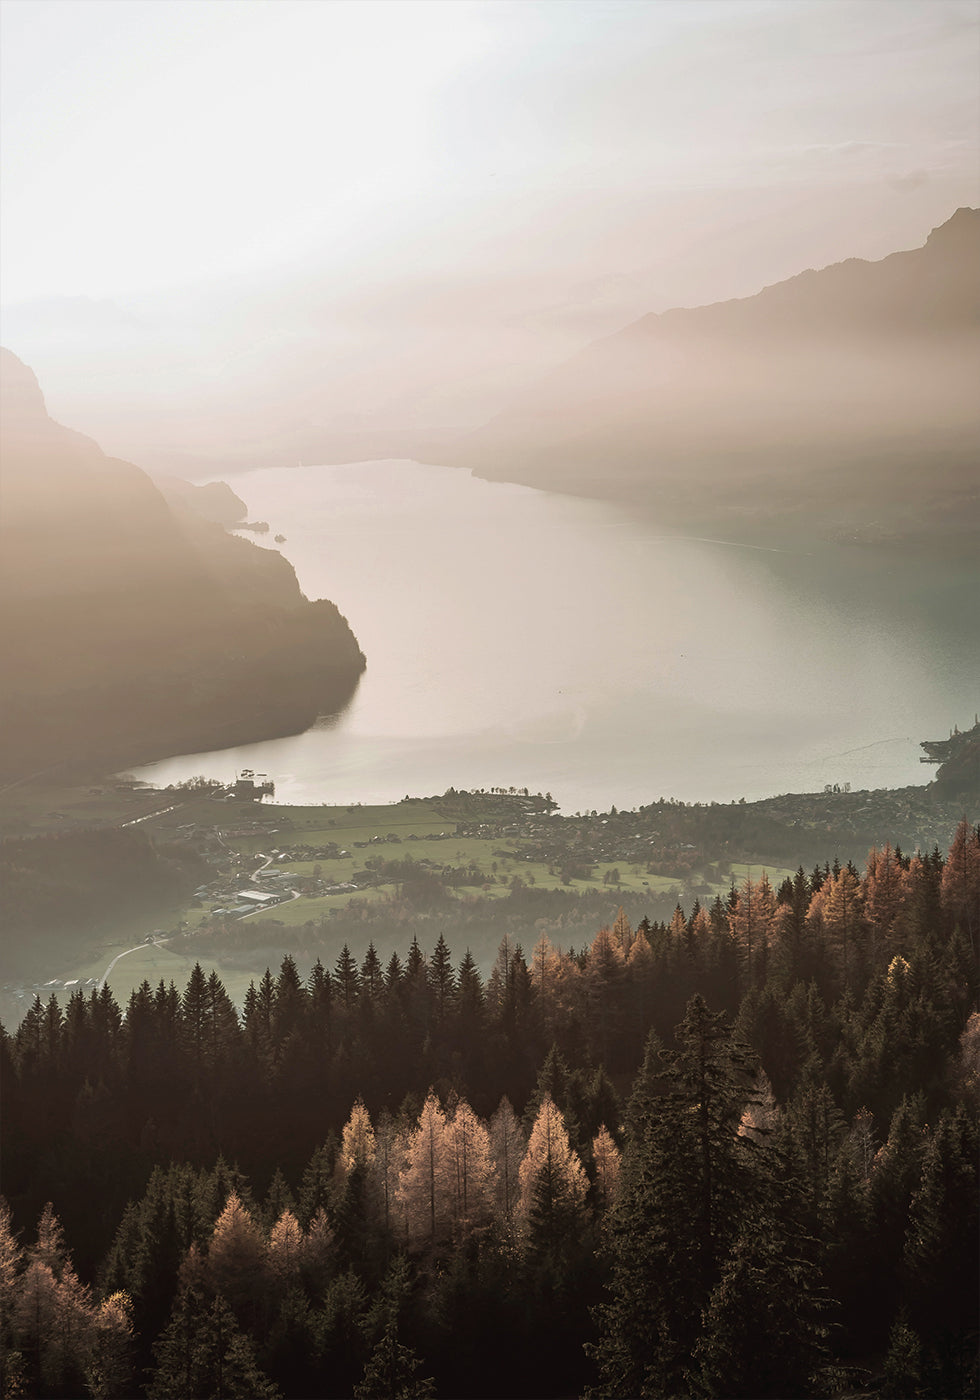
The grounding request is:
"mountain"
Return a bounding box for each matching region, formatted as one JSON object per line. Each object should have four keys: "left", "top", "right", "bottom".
{"left": 0, "top": 350, "right": 365, "bottom": 782}
{"left": 448, "top": 208, "right": 980, "bottom": 542}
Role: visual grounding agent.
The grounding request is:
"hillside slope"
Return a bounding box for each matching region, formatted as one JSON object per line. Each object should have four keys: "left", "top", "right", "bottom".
{"left": 450, "top": 208, "right": 980, "bottom": 541}
{"left": 0, "top": 350, "right": 365, "bottom": 781}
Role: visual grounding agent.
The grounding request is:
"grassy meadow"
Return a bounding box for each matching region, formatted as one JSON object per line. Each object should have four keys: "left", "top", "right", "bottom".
{"left": 2, "top": 783, "right": 797, "bottom": 1026}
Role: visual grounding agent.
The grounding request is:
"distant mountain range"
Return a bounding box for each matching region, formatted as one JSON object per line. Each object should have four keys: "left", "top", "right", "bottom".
{"left": 0, "top": 350, "right": 365, "bottom": 781}
{"left": 447, "top": 208, "right": 980, "bottom": 542}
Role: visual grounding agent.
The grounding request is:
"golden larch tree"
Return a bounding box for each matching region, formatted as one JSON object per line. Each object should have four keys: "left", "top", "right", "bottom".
{"left": 397, "top": 1091, "right": 455, "bottom": 1246}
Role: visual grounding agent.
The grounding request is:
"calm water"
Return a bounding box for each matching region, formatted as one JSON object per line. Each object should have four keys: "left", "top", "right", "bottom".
{"left": 133, "top": 461, "right": 978, "bottom": 812}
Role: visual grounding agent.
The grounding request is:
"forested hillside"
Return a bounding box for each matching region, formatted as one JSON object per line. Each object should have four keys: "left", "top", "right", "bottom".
{"left": 2, "top": 823, "right": 977, "bottom": 1399}
{"left": 0, "top": 350, "right": 365, "bottom": 782}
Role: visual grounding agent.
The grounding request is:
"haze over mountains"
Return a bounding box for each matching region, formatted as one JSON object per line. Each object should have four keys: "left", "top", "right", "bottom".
{"left": 5, "top": 208, "right": 976, "bottom": 550}
{"left": 0, "top": 350, "right": 365, "bottom": 783}
{"left": 451, "top": 207, "right": 980, "bottom": 539}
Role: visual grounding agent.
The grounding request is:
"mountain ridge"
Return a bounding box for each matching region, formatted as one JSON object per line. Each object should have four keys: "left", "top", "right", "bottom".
{"left": 0, "top": 350, "right": 366, "bottom": 782}
{"left": 444, "top": 208, "right": 980, "bottom": 541}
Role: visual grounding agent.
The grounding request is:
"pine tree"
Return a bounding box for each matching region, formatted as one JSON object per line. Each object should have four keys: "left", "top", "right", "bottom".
{"left": 585, "top": 925, "right": 626, "bottom": 1065}
{"left": 262, "top": 1168, "right": 295, "bottom": 1230}
{"left": 360, "top": 943, "right": 385, "bottom": 1003}
{"left": 354, "top": 1258, "right": 434, "bottom": 1399}
{"left": 589, "top": 1003, "right": 759, "bottom": 1397}
{"left": 242, "top": 971, "right": 276, "bottom": 1068}
{"left": 273, "top": 954, "right": 306, "bottom": 1043}
{"left": 334, "top": 945, "right": 360, "bottom": 1013}
{"left": 903, "top": 1108, "right": 979, "bottom": 1390}
{"left": 297, "top": 1141, "right": 337, "bottom": 1229}
{"left": 455, "top": 950, "right": 484, "bottom": 1018}
{"left": 148, "top": 1286, "right": 280, "bottom": 1399}
{"left": 428, "top": 934, "right": 456, "bottom": 1020}
{"left": 181, "top": 963, "right": 210, "bottom": 1073}
{"left": 353, "top": 1320, "right": 436, "bottom": 1400}
{"left": 690, "top": 1205, "right": 830, "bottom": 1399}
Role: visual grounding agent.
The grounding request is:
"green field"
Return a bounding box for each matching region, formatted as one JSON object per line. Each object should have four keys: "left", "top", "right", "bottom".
{"left": 2, "top": 783, "right": 802, "bottom": 1027}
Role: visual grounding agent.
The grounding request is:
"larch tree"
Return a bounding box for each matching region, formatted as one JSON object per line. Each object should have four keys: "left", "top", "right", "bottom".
{"left": 85, "top": 1291, "right": 134, "bottom": 1400}
{"left": 612, "top": 906, "right": 633, "bottom": 954}
{"left": 863, "top": 845, "right": 908, "bottom": 962}
{"left": 940, "top": 818, "right": 980, "bottom": 945}
{"left": 397, "top": 1091, "right": 455, "bottom": 1246}
{"left": 446, "top": 1099, "right": 495, "bottom": 1234}
{"left": 30, "top": 1201, "right": 68, "bottom": 1276}
{"left": 0, "top": 1198, "right": 23, "bottom": 1397}
{"left": 531, "top": 933, "right": 558, "bottom": 1031}
{"left": 267, "top": 1210, "right": 304, "bottom": 1289}
{"left": 372, "top": 1109, "right": 407, "bottom": 1239}
{"left": 728, "top": 874, "right": 778, "bottom": 987}
{"left": 489, "top": 1096, "right": 526, "bottom": 1223}
{"left": 13, "top": 1203, "right": 102, "bottom": 1400}
{"left": 205, "top": 1192, "right": 268, "bottom": 1317}
{"left": 14, "top": 1261, "right": 61, "bottom": 1394}
{"left": 518, "top": 1094, "right": 588, "bottom": 1224}
{"left": 807, "top": 866, "right": 864, "bottom": 986}
{"left": 591, "top": 1126, "right": 622, "bottom": 1213}
{"left": 340, "top": 1098, "right": 377, "bottom": 1176}
{"left": 299, "top": 1209, "right": 335, "bottom": 1295}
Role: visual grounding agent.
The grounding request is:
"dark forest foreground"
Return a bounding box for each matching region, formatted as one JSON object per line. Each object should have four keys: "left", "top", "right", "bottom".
{"left": 1, "top": 822, "right": 978, "bottom": 1399}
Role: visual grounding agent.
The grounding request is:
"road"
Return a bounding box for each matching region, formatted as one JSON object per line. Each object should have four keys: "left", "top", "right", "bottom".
{"left": 120, "top": 803, "right": 182, "bottom": 827}
{"left": 96, "top": 935, "right": 168, "bottom": 990}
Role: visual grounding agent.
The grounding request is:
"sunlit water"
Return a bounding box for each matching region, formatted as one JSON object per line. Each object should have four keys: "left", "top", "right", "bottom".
{"left": 132, "top": 460, "right": 978, "bottom": 812}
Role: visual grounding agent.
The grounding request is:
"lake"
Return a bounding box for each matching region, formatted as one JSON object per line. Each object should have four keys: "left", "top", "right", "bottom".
{"left": 132, "top": 460, "right": 979, "bottom": 812}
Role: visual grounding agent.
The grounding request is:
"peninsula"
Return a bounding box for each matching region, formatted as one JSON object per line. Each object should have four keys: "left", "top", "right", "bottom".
{"left": 0, "top": 350, "right": 366, "bottom": 783}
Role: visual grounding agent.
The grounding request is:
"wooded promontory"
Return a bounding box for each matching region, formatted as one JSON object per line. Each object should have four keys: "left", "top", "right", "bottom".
{"left": 0, "top": 350, "right": 365, "bottom": 782}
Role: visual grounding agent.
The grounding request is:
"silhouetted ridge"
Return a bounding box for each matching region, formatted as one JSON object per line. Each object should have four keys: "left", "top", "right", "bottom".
{"left": 450, "top": 209, "right": 980, "bottom": 541}
{"left": 0, "top": 350, "right": 365, "bottom": 780}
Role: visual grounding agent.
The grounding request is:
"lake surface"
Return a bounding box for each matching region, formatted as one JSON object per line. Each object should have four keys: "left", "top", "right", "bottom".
{"left": 133, "top": 460, "right": 979, "bottom": 812}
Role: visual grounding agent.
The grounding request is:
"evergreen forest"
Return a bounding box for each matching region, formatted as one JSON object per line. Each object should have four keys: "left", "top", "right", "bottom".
{"left": 2, "top": 822, "right": 978, "bottom": 1399}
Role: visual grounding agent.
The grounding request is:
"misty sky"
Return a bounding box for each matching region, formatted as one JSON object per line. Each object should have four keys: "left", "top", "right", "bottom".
{"left": 3, "top": 0, "right": 978, "bottom": 314}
